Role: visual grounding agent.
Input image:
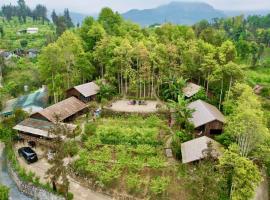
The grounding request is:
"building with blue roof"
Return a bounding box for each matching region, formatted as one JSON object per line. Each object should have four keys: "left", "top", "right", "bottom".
{"left": 1, "top": 86, "right": 48, "bottom": 117}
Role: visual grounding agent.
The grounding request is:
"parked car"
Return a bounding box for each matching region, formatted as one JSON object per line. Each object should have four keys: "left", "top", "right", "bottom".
{"left": 18, "top": 147, "right": 38, "bottom": 164}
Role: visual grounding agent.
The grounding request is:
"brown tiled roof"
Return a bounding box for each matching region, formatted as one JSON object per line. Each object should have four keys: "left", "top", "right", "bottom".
{"left": 188, "top": 100, "right": 225, "bottom": 128}
{"left": 31, "top": 97, "right": 87, "bottom": 123}
{"left": 72, "top": 82, "right": 100, "bottom": 98}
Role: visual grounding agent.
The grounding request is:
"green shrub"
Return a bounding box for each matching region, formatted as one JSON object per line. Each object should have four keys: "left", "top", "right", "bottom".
{"left": 126, "top": 173, "right": 144, "bottom": 193}
{"left": 172, "top": 131, "right": 192, "bottom": 159}
{"left": 67, "top": 192, "right": 74, "bottom": 200}
{"left": 175, "top": 131, "right": 192, "bottom": 143}
{"left": 84, "top": 123, "right": 97, "bottom": 136}
{"left": 99, "top": 165, "right": 121, "bottom": 187}
{"left": 149, "top": 176, "right": 170, "bottom": 196}
{"left": 63, "top": 141, "right": 79, "bottom": 157}
{"left": 0, "top": 184, "right": 9, "bottom": 200}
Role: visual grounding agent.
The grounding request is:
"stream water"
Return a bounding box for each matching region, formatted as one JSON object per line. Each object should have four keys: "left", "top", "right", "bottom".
{"left": 0, "top": 144, "right": 32, "bottom": 200}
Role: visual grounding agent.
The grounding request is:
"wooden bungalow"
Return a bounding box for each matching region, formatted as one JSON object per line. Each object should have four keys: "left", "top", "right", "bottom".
{"left": 30, "top": 97, "right": 88, "bottom": 123}
{"left": 181, "top": 136, "right": 222, "bottom": 164}
{"left": 188, "top": 100, "right": 225, "bottom": 136}
{"left": 66, "top": 82, "right": 100, "bottom": 103}
{"left": 13, "top": 118, "right": 77, "bottom": 145}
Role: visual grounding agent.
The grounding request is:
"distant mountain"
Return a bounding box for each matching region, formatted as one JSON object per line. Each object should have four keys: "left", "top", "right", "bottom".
{"left": 69, "top": 12, "right": 98, "bottom": 25}
{"left": 122, "top": 1, "right": 226, "bottom": 26}
{"left": 69, "top": 12, "right": 88, "bottom": 25}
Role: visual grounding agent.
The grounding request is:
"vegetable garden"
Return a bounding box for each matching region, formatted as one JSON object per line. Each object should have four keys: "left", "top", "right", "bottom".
{"left": 71, "top": 115, "right": 182, "bottom": 199}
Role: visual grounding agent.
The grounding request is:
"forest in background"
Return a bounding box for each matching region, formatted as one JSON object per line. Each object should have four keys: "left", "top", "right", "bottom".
{"left": 0, "top": 1, "right": 270, "bottom": 199}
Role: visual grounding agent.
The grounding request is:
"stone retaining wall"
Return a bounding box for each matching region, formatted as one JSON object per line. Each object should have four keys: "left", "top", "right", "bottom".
{"left": 7, "top": 162, "right": 65, "bottom": 200}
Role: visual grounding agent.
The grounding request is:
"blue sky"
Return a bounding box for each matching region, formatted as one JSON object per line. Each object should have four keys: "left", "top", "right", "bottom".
{"left": 2, "top": 0, "right": 270, "bottom": 14}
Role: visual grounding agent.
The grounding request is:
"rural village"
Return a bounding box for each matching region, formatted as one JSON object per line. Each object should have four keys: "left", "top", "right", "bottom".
{"left": 0, "top": 0, "right": 270, "bottom": 200}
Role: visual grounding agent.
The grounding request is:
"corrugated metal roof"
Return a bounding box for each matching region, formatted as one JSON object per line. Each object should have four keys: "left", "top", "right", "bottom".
{"left": 32, "top": 97, "right": 87, "bottom": 123}
{"left": 73, "top": 82, "right": 100, "bottom": 98}
{"left": 188, "top": 100, "right": 225, "bottom": 128}
{"left": 13, "top": 118, "right": 77, "bottom": 138}
{"left": 183, "top": 82, "right": 201, "bottom": 98}
{"left": 13, "top": 118, "right": 55, "bottom": 138}
{"left": 181, "top": 136, "right": 222, "bottom": 163}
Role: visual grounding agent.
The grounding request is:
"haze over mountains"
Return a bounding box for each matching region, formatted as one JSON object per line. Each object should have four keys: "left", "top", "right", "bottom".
{"left": 68, "top": 1, "right": 270, "bottom": 26}
{"left": 122, "top": 2, "right": 225, "bottom": 26}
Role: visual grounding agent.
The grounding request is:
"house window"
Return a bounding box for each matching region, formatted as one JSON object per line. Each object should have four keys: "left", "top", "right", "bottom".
{"left": 210, "top": 129, "right": 222, "bottom": 135}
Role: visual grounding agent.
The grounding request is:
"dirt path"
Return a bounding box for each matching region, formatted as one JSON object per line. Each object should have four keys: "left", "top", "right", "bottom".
{"left": 253, "top": 170, "right": 269, "bottom": 200}
{"left": 69, "top": 177, "right": 111, "bottom": 200}
{"left": 164, "top": 131, "right": 178, "bottom": 165}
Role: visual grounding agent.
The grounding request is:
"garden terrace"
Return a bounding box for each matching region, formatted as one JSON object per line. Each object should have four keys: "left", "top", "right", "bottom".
{"left": 71, "top": 115, "right": 183, "bottom": 199}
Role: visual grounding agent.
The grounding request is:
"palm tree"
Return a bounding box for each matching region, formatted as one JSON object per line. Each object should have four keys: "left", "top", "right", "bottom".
{"left": 161, "top": 77, "right": 186, "bottom": 101}
{"left": 167, "top": 95, "right": 194, "bottom": 132}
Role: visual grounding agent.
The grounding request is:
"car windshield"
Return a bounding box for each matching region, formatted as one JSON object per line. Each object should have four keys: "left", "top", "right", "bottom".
{"left": 22, "top": 147, "right": 35, "bottom": 155}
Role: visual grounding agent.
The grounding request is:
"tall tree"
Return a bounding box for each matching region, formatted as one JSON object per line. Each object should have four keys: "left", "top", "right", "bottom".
{"left": 63, "top": 8, "right": 74, "bottom": 28}
{"left": 51, "top": 10, "right": 58, "bottom": 24}
{"left": 46, "top": 117, "right": 73, "bottom": 199}
{"left": 219, "top": 145, "right": 261, "bottom": 200}
{"left": 224, "top": 83, "right": 269, "bottom": 157}
{"left": 98, "top": 7, "right": 122, "bottom": 35}
{"left": 32, "top": 4, "right": 47, "bottom": 23}
{"left": 55, "top": 16, "right": 68, "bottom": 36}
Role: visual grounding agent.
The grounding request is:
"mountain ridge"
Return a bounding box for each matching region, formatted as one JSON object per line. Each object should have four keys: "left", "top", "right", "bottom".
{"left": 122, "top": 1, "right": 226, "bottom": 26}
{"left": 67, "top": 2, "right": 270, "bottom": 26}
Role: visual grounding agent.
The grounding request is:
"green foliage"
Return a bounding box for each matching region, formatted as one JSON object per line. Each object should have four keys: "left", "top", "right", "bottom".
{"left": 72, "top": 116, "right": 168, "bottom": 194}
{"left": 95, "top": 116, "right": 163, "bottom": 146}
{"left": 0, "top": 184, "right": 9, "bottom": 200}
{"left": 160, "top": 77, "right": 186, "bottom": 101}
{"left": 172, "top": 131, "right": 193, "bottom": 159}
{"left": 184, "top": 160, "right": 228, "bottom": 200}
{"left": 0, "top": 126, "right": 16, "bottom": 142}
{"left": 149, "top": 176, "right": 170, "bottom": 196}
{"left": 39, "top": 30, "right": 89, "bottom": 103}
{"left": 0, "top": 17, "right": 54, "bottom": 49}
{"left": 188, "top": 88, "right": 208, "bottom": 102}
{"left": 126, "top": 173, "right": 145, "bottom": 193}
{"left": 63, "top": 140, "right": 79, "bottom": 157}
{"left": 168, "top": 95, "right": 194, "bottom": 131}
{"left": 84, "top": 123, "right": 97, "bottom": 136}
{"left": 96, "top": 83, "right": 117, "bottom": 101}
{"left": 219, "top": 145, "right": 262, "bottom": 200}
{"left": 20, "top": 39, "right": 28, "bottom": 48}
{"left": 223, "top": 83, "right": 269, "bottom": 157}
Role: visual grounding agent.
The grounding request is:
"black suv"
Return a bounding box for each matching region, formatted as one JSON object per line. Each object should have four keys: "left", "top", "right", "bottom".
{"left": 18, "top": 147, "right": 38, "bottom": 164}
